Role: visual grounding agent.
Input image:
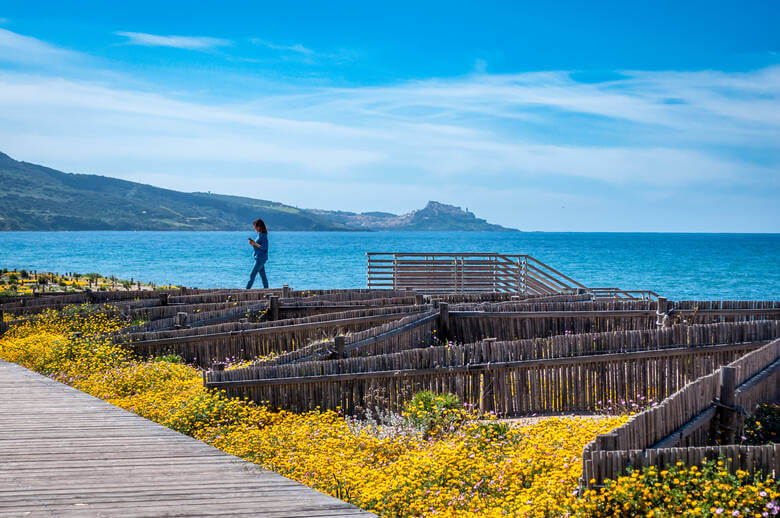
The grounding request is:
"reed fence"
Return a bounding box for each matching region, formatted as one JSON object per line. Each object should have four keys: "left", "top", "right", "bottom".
{"left": 127, "top": 305, "right": 431, "bottom": 366}
{"left": 581, "top": 338, "right": 780, "bottom": 487}
{"left": 206, "top": 320, "right": 780, "bottom": 415}
{"left": 0, "top": 287, "right": 200, "bottom": 315}
{"left": 260, "top": 311, "right": 439, "bottom": 366}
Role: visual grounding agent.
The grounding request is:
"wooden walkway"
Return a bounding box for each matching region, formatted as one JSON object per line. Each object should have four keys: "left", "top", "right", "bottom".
{"left": 0, "top": 360, "right": 372, "bottom": 518}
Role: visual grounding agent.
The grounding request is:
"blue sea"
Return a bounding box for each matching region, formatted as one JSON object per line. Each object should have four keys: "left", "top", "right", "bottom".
{"left": 1, "top": 232, "right": 778, "bottom": 300}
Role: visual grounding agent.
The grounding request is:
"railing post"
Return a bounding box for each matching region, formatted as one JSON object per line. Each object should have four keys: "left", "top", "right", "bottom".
{"left": 269, "top": 296, "right": 279, "bottom": 321}
{"left": 438, "top": 302, "right": 450, "bottom": 342}
{"left": 656, "top": 297, "right": 668, "bottom": 327}
{"left": 717, "top": 366, "right": 737, "bottom": 442}
{"left": 335, "top": 335, "right": 346, "bottom": 358}
{"left": 282, "top": 284, "right": 290, "bottom": 298}
{"left": 522, "top": 257, "right": 528, "bottom": 295}
{"left": 158, "top": 293, "right": 169, "bottom": 306}
{"left": 392, "top": 255, "right": 398, "bottom": 291}
{"left": 173, "top": 312, "right": 188, "bottom": 329}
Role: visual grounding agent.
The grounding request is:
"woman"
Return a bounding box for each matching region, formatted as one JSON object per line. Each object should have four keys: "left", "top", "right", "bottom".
{"left": 246, "top": 218, "right": 269, "bottom": 289}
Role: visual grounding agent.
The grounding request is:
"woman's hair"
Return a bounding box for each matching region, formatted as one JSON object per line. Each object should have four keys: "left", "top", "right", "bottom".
{"left": 253, "top": 218, "right": 268, "bottom": 234}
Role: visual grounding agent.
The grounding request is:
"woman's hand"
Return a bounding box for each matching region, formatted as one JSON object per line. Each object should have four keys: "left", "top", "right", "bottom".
{"left": 248, "top": 238, "right": 256, "bottom": 246}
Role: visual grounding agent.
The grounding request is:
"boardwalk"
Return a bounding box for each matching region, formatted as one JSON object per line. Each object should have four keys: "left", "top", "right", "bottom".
{"left": 0, "top": 360, "right": 371, "bottom": 518}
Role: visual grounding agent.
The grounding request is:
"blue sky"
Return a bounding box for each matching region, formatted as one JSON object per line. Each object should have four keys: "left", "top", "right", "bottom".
{"left": 0, "top": 1, "right": 778, "bottom": 231}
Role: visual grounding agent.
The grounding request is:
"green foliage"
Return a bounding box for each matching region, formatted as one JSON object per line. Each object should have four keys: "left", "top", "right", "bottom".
{"left": 741, "top": 403, "right": 780, "bottom": 445}
{"left": 153, "top": 354, "right": 184, "bottom": 364}
{"left": 403, "top": 391, "right": 465, "bottom": 437}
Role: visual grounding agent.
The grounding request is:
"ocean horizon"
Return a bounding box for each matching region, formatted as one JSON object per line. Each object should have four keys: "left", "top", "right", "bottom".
{"left": 2, "top": 230, "right": 778, "bottom": 300}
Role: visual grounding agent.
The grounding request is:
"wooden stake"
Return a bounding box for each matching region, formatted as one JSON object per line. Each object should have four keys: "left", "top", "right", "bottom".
{"left": 718, "top": 366, "right": 737, "bottom": 441}
{"left": 438, "top": 302, "right": 450, "bottom": 342}
{"left": 335, "top": 336, "right": 346, "bottom": 358}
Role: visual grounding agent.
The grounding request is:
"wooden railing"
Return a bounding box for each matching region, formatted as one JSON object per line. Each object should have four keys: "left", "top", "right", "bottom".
{"left": 366, "top": 253, "right": 658, "bottom": 299}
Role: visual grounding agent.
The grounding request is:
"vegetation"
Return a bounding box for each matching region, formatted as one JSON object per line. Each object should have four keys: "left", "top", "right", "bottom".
{"left": 0, "top": 306, "right": 775, "bottom": 516}
{"left": 0, "top": 269, "right": 170, "bottom": 295}
{"left": 0, "top": 151, "right": 514, "bottom": 231}
{"left": 741, "top": 403, "right": 780, "bottom": 445}
{"left": 573, "top": 460, "right": 778, "bottom": 517}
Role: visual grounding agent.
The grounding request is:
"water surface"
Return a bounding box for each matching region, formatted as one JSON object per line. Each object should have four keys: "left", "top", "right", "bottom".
{"left": 1, "top": 231, "right": 778, "bottom": 300}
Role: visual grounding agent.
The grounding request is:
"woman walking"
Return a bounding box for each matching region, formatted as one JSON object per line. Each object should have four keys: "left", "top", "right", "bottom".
{"left": 246, "top": 218, "right": 269, "bottom": 289}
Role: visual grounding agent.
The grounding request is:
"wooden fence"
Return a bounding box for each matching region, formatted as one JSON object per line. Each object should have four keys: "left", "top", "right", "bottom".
{"left": 0, "top": 287, "right": 202, "bottom": 315}
{"left": 260, "top": 311, "right": 439, "bottom": 366}
{"left": 581, "top": 338, "right": 780, "bottom": 487}
{"left": 206, "top": 320, "right": 780, "bottom": 415}
{"left": 126, "top": 305, "right": 431, "bottom": 366}
{"left": 446, "top": 300, "right": 780, "bottom": 343}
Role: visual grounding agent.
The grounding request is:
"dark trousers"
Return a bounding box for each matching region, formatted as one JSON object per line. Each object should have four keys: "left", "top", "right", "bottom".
{"left": 246, "top": 259, "right": 268, "bottom": 289}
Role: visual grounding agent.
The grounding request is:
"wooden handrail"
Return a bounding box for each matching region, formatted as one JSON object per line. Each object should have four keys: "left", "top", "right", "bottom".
{"left": 367, "top": 252, "right": 657, "bottom": 299}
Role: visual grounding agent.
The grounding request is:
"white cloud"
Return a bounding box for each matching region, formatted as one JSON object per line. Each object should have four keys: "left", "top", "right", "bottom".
{"left": 251, "top": 38, "right": 313, "bottom": 55}
{"left": 115, "top": 31, "right": 231, "bottom": 50}
{"left": 0, "top": 28, "right": 84, "bottom": 66}
{"left": 0, "top": 28, "right": 778, "bottom": 230}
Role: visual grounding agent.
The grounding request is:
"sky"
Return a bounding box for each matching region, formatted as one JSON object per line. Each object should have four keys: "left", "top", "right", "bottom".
{"left": 0, "top": 1, "right": 779, "bottom": 232}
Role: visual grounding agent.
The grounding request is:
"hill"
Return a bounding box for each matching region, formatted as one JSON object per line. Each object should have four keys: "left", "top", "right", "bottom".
{"left": 0, "top": 152, "right": 516, "bottom": 231}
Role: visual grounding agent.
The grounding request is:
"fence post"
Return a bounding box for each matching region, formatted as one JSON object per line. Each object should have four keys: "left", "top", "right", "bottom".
{"left": 174, "top": 312, "right": 188, "bottom": 329}
{"left": 656, "top": 297, "right": 668, "bottom": 327}
{"left": 269, "top": 296, "right": 279, "bottom": 321}
{"left": 335, "top": 336, "right": 346, "bottom": 358}
{"left": 158, "top": 293, "right": 169, "bottom": 306}
{"left": 718, "top": 366, "right": 737, "bottom": 442}
{"left": 414, "top": 293, "right": 425, "bottom": 305}
{"left": 522, "top": 257, "right": 528, "bottom": 295}
{"left": 392, "top": 255, "right": 398, "bottom": 291}
{"left": 0, "top": 310, "right": 6, "bottom": 336}
{"left": 282, "top": 284, "right": 290, "bottom": 298}
{"left": 438, "top": 302, "right": 449, "bottom": 342}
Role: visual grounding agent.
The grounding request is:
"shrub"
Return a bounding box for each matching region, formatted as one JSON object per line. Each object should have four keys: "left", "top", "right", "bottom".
{"left": 402, "top": 390, "right": 465, "bottom": 437}
{"left": 572, "top": 458, "right": 778, "bottom": 517}
{"left": 153, "top": 353, "right": 184, "bottom": 364}
{"left": 742, "top": 403, "right": 780, "bottom": 445}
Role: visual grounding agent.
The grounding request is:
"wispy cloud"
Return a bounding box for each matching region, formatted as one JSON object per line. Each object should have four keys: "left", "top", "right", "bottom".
{"left": 115, "top": 31, "right": 231, "bottom": 50}
{"left": 250, "top": 38, "right": 313, "bottom": 55}
{"left": 0, "top": 27, "right": 83, "bottom": 66}
{"left": 0, "top": 28, "right": 778, "bottom": 230}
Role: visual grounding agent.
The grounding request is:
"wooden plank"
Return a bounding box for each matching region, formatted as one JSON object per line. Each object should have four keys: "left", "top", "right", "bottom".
{"left": 0, "top": 360, "right": 371, "bottom": 517}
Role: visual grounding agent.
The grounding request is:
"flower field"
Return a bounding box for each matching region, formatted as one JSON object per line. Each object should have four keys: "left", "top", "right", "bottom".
{"left": 0, "top": 306, "right": 777, "bottom": 517}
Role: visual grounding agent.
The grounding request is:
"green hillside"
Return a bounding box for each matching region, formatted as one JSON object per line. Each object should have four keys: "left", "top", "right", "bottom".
{"left": 0, "top": 152, "right": 344, "bottom": 231}
{"left": 0, "top": 152, "right": 516, "bottom": 231}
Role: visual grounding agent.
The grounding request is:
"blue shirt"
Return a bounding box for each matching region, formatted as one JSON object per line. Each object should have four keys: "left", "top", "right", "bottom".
{"left": 253, "top": 233, "right": 268, "bottom": 262}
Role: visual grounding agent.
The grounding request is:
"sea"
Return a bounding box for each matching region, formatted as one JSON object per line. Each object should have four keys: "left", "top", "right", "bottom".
{"left": 1, "top": 231, "right": 778, "bottom": 300}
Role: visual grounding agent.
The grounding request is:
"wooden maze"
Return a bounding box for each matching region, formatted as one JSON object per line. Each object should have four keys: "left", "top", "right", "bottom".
{"left": 2, "top": 267, "right": 779, "bottom": 492}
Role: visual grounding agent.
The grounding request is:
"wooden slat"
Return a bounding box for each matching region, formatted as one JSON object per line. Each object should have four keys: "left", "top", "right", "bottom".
{"left": 0, "top": 360, "right": 371, "bottom": 517}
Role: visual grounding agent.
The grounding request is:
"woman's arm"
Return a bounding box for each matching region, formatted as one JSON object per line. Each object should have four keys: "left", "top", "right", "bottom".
{"left": 256, "top": 234, "right": 268, "bottom": 253}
